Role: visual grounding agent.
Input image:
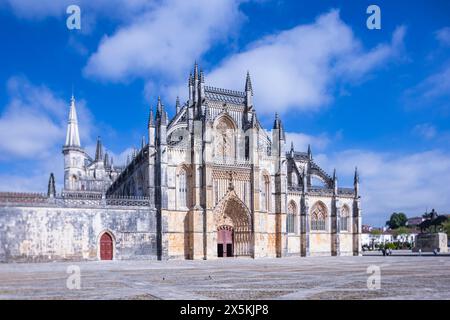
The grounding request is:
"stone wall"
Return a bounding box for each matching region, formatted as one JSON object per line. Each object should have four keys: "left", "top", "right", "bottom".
{"left": 413, "top": 233, "right": 448, "bottom": 253}
{"left": 0, "top": 205, "right": 159, "bottom": 262}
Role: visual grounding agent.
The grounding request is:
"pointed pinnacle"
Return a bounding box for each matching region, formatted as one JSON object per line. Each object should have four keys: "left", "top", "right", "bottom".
{"left": 194, "top": 61, "right": 199, "bottom": 80}
{"left": 245, "top": 71, "right": 253, "bottom": 93}
{"left": 148, "top": 106, "right": 155, "bottom": 127}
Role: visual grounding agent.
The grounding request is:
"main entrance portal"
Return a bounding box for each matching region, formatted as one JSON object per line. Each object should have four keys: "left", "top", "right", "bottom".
{"left": 217, "top": 226, "right": 233, "bottom": 257}
{"left": 214, "top": 190, "right": 253, "bottom": 258}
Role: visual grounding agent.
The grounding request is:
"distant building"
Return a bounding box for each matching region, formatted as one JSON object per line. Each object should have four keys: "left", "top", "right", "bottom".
{"left": 406, "top": 216, "right": 424, "bottom": 228}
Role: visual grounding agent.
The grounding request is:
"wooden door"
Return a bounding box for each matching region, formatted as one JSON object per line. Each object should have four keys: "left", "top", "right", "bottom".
{"left": 217, "top": 227, "right": 233, "bottom": 257}
{"left": 100, "top": 233, "right": 113, "bottom": 260}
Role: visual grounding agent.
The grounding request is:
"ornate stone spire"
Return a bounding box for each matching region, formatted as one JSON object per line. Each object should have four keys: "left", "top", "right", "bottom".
{"left": 245, "top": 71, "right": 253, "bottom": 94}
{"left": 95, "top": 136, "right": 103, "bottom": 162}
{"left": 104, "top": 152, "right": 110, "bottom": 167}
{"left": 245, "top": 71, "right": 253, "bottom": 109}
{"left": 193, "top": 61, "right": 199, "bottom": 81}
{"left": 272, "top": 112, "right": 285, "bottom": 141}
{"left": 156, "top": 96, "right": 163, "bottom": 115}
{"left": 64, "top": 95, "right": 81, "bottom": 147}
{"left": 141, "top": 135, "right": 146, "bottom": 149}
{"left": 175, "top": 96, "right": 180, "bottom": 114}
{"left": 47, "top": 173, "right": 56, "bottom": 198}
{"left": 273, "top": 113, "right": 280, "bottom": 129}
{"left": 307, "top": 144, "right": 312, "bottom": 160}
{"left": 148, "top": 106, "right": 155, "bottom": 128}
{"left": 333, "top": 169, "right": 338, "bottom": 195}
{"left": 354, "top": 167, "right": 359, "bottom": 197}
{"left": 354, "top": 167, "right": 359, "bottom": 184}
{"left": 302, "top": 166, "right": 308, "bottom": 194}
{"left": 200, "top": 69, "right": 205, "bottom": 83}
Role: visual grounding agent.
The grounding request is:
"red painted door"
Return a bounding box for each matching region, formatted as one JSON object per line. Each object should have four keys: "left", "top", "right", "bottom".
{"left": 217, "top": 227, "right": 233, "bottom": 257}
{"left": 100, "top": 233, "right": 113, "bottom": 260}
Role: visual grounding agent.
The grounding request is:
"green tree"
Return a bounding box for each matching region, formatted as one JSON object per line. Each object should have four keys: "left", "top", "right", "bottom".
{"left": 370, "top": 229, "right": 382, "bottom": 235}
{"left": 386, "top": 212, "right": 408, "bottom": 229}
{"left": 393, "top": 226, "right": 410, "bottom": 237}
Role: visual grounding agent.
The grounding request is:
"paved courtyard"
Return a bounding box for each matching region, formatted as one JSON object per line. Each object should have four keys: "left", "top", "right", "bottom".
{"left": 1, "top": 252, "right": 449, "bottom": 300}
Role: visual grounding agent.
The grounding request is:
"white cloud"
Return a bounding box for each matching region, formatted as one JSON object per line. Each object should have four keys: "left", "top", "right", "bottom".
{"left": 414, "top": 65, "right": 450, "bottom": 99}
{"left": 404, "top": 64, "right": 450, "bottom": 112}
{"left": 413, "top": 123, "right": 437, "bottom": 140}
{"left": 0, "top": 77, "right": 101, "bottom": 192}
{"left": 314, "top": 149, "right": 450, "bottom": 226}
{"left": 84, "top": 0, "right": 243, "bottom": 82}
{"left": 201, "top": 10, "right": 405, "bottom": 115}
{"left": 285, "top": 132, "right": 331, "bottom": 152}
{"left": 0, "top": 77, "right": 66, "bottom": 159}
{"left": 435, "top": 27, "right": 450, "bottom": 46}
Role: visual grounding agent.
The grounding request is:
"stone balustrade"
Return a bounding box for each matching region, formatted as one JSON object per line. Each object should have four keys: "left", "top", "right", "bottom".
{"left": 0, "top": 191, "right": 150, "bottom": 208}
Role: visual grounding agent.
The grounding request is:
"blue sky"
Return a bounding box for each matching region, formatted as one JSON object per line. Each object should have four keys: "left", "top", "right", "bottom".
{"left": 0, "top": 0, "right": 449, "bottom": 226}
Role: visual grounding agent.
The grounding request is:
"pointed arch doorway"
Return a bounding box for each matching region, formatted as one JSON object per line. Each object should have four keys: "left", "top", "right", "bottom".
{"left": 217, "top": 226, "right": 234, "bottom": 257}
{"left": 214, "top": 190, "right": 253, "bottom": 258}
{"left": 100, "top": 232, "right": 113, "bottom": 260}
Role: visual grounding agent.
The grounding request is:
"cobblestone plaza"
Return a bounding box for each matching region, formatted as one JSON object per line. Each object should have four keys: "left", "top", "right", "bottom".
{"left": 1, "top": 253, "right": 449, "bottom": 300}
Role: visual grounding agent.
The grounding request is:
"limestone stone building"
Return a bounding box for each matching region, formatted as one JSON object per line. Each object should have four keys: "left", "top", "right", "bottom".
{"left": 0, "top": 64, "right": 361, "bottom": 262}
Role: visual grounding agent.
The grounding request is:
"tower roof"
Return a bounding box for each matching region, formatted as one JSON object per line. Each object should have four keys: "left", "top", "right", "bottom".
{"left": 64, "top": 95, "right": 81, "bottom": 147}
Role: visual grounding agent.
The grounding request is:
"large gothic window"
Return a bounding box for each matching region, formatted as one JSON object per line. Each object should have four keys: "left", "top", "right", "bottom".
{"left": 215, "top": 117, "right": 235, "bottom": 160}
{"left": 177, "top": 168, "right": 188, "bottom": 209}
{"left": 311, "top": 202, "right": 327, "bottom": 231}
{"left": 340, "top": 205, "right": 350, "bottom": 232}
{"left": 260, "top": 173, "right": 270, "bottom": 212}
{"left": 287, "top": 200, "right": 297, "bottom": 234}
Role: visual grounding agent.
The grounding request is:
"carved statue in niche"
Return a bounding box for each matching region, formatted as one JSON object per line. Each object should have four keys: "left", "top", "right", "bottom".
{"left": 215, "top": 118, "right": 234, "bottom": 159}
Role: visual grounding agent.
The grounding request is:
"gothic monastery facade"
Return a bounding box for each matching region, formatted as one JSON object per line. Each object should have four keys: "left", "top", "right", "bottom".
{"left": 0, "top": 64, "right": 362, "bottom": 262}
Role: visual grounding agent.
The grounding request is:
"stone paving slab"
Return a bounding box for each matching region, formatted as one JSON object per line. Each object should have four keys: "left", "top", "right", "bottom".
{"left": 0, "top": 254, "right": 449, "bottom": 300}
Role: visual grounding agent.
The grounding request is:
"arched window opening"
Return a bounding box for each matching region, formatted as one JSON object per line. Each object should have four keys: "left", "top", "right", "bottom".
{"left": 70, "top": 175, "right": 78, "bottom": 190}
{"left": 287, "top": 200, "right": 297, "bottom": 234}
{"left": 311, "top": 202, "right": 327, "bottom": 231}
{"left": 178, "top": 168, "right": 188, "bottom": 209}
{"left": 260, "top": 174, "right": 270, "bottom": 212}
{"left": 340, "top": 205, "right": 350, "bottom": 232}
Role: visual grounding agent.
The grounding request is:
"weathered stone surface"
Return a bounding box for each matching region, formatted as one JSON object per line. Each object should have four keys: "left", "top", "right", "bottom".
{"left": 0, "top": 206, "right": 158, "bottom": 262}
{"left": 413, "top": 233, "right": 448, "bottom": 253}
